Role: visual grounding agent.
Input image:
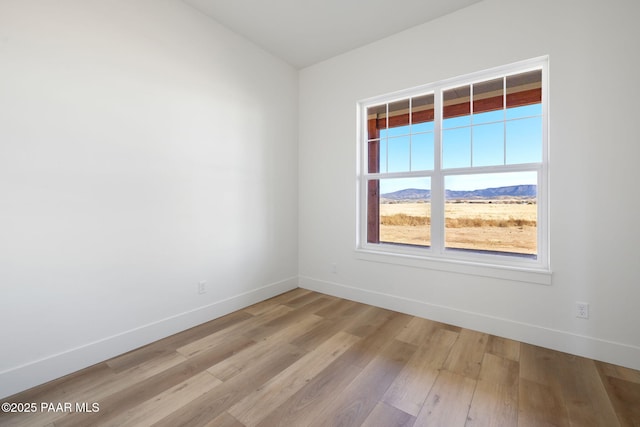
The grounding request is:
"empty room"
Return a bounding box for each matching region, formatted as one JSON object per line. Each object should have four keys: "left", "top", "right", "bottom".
{"left": 1, "top": 0, "right": 639, "bottom": 426}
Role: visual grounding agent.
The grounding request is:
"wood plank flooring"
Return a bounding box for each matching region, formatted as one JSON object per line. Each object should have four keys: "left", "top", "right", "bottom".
{"left": 2, "top": 289, "right": 639, "bottom": 427}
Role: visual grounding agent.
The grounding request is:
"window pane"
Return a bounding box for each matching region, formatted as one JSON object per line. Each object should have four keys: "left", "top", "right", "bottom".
{"left": 444, "top": 172, "right": 537, "bottom": 256}
{"left": 411, "top": 132, "right": 434, "bottom": 171}
{"left": 443, "top": 85, "right": 471, "bottom": 128}
{"left": 388, "top": 99, "right": 410, "bottom": 135}
{"left": 473, "top": 109, "right": 503, "bottom": 124}
{"left": 368, "top": 139, "right": 385, "bottom": 173}
{"left": 443, "top": 116, "right": 471, "bottom": 128}
{"left": 367, "top": 104, "right": 386, "bottom": 140}
{"left": 378, "top": 177, "right": 431, "bottom": 247}
{"left": 388, "top": 124, "right": 410, "bottom": 138}
{"left": 411, "top": 93, "right": 434, "bottom": 133}
{"left": 506, "top": 69, "right": 541, "bottom": 119}
{"left": 442, "top": 127, "right": 471, "bottom": 169}
{"left": 380, "top": 138, "right": 387, "bottom": 172}
{"left": 473, "top": 122, "right": 504, "bottom": 167}
{"left": 412, "top": 121, "right": 434, "bottom": 133}
{"left": 506, "top": 117, "right": 542, "bottom": 164}
{"left": 388, "top": 135, "right": 410, "bottom": 173}
{"left": 473, "top": 77, "right": 503, "bottom": 123}
{"left": 506, "top": 103, "right": 542, "bottom": 120}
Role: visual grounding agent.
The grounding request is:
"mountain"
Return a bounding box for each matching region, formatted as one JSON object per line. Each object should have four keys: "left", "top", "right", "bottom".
{"left": 380, "top": 188, "right": 431, "bottom": 201}
{"left": 381, "top": 185, "right": 536, "bottom": 202}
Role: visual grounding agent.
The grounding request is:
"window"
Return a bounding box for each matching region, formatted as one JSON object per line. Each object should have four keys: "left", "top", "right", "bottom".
{"left": 358, "top": 57, "right": 549, "bottom": 275}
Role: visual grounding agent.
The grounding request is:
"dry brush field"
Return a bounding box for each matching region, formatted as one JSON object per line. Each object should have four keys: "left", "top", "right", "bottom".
{"left": 379, "top": 201, "right": 537, "bottom": 254}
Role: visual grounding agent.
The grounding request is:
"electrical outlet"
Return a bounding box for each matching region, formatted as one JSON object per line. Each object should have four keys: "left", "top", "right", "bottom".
{"left": 331, "top": 263, "right": 337, "bottom": 274}
{"left": 198, "top": 281, "right": 207, "bottom": 294}
{"left": 576, "top": 302, "right": 589, "bottom": 319}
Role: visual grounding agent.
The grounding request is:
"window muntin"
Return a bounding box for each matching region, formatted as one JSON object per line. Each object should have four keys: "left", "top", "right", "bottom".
{"left": 360, "top": 59, "right": 548, "bottom": 270}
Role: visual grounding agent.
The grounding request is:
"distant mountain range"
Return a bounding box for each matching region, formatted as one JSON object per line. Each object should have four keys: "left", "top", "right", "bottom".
{"left": 381, "top": 185, "right": 536, "bottom": 202}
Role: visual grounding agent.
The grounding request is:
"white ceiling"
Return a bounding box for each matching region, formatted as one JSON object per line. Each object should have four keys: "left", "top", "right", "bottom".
{"left": 182, "top": 0, "right": 483, "bottom": 69}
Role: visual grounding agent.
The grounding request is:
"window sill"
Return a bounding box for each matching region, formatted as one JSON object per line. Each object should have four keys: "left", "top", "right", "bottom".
{"left": 354, "top": 248, "right": 552, "bottom": 285}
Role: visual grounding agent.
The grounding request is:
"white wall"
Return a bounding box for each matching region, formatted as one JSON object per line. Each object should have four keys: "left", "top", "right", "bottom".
{"left": 0, "top": 0, "right": 298, "bottom": 398}
{"left": 299, "top": 0, "right": 640, "bottom": 370}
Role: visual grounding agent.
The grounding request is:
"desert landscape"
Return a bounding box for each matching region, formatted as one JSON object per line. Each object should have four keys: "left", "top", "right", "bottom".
{"left": 379, "top": 201, "right": 537, "bottom": 254}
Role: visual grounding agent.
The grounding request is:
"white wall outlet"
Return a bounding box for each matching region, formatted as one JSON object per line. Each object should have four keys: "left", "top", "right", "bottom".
{"left": 198, "top": 281, "right": 207, "bottom": 294}
{"left": 331, "top": 263, "right": 337, "bottom": 274}
{"left": 576, "top": 302, "right": 589, "bottom": 319}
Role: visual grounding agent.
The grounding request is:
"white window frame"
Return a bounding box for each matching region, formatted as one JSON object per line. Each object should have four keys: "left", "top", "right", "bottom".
{"left": 356, "top": 57, "right": 551, "bottom": 285}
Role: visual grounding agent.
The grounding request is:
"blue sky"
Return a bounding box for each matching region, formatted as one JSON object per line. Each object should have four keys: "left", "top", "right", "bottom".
{"left": 376, "top": 103, "right": 542, "bottom": 194}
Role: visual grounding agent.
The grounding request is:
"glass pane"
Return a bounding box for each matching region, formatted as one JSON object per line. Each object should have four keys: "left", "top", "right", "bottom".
{"left": 387, "top": 135, "right": 410, "bottom": 173}
{"left": 412, "top": 121, "right": 434, "bottom": 133}
{"left": 443, "top": 115, "right": 471, "bottom": 129}
{"left": 506, "top": 69, "right": 542, "bottom": 119}
{"left": 473, "top": 122, "right": 504, "bottom": 167}
{"left": 442, "top": 127, "right": 471, "bottom": 169}
{"left": 388, "top": 124, "right": 411, "bottom": 138}
{"left": 379, "top": 177, "right": 431, "bottom": 247}
{"left": 411, "top": 93, "right": 434, "bottom": 133}
{"left": 506, "top": 117, "right": 542, "bottom": 164}
{"left": 474, "top": 109, "right": 503, "bottom": 124}
{"left": 388, "top": 99, "right": 410, "bottom": 136}
{"left": 367, "top": 104, "right": 386, "bottom": 140}
{"left": 379, "top": 138, "right": 387, "bottom": 172}
{"left": 473, "top": 77, "right": 503, "bottom": 123}
{"left": 506, "top": 103, "right": 542, "bottom": 120}
{"left": 444, "top": 172, "right": 537, "bottom": 256}
{"left": 368, "top": 138, "right": 386, "bottom": 173}
{"left": 443, "top": 85, "right": 471, "bottom": 128}
{"left": 411, "top": 132, "right": 434, "bottom": 171}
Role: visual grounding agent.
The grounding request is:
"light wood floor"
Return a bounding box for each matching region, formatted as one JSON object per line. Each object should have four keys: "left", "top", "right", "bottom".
{"left": 2, "top": 289, "right": 639, "bottom": 427}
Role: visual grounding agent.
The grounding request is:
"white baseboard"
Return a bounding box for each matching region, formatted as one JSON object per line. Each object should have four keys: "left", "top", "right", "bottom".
{"left": 300, "top": 275, "right": 640, "bottom": 372}
{"left": 0, "top": 276, "right": 298, "bottom": 399}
